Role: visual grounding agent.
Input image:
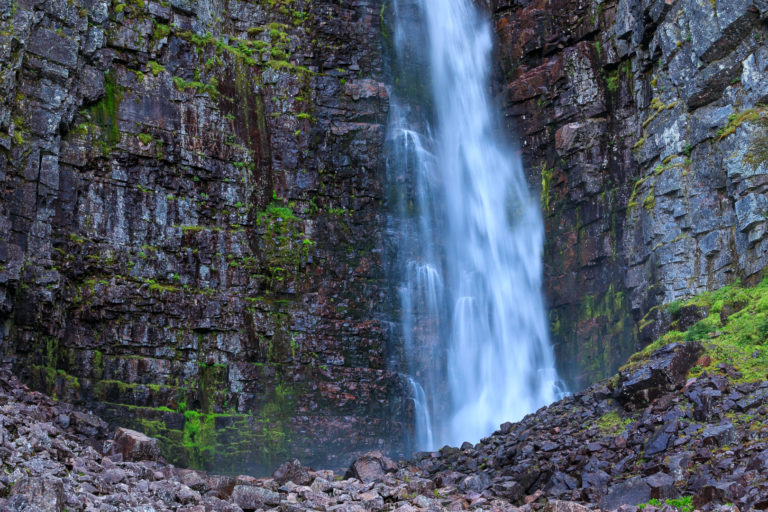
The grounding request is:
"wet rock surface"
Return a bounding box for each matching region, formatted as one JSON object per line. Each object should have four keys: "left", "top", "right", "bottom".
{"left": 1, "top": 0, "right": 767, "bottom": 486}
{"left": 491, "top": 0, "right": 768, "bottom": 390}
{"left": 0, "top": 0, "right": 407, "bottom": 474}
{"left": 1, "top": 343, "right": 766, "bottom": 511}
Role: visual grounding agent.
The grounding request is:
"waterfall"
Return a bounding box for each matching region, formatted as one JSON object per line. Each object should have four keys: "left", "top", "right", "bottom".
{"left": 387, "top": 0, "right": 564, "bottom": 449}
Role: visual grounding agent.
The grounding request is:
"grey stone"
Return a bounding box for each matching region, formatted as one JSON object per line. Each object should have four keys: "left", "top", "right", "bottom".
{"left": 26, "top": 28, "right": 78, "bottom": 67}
{"left": 601, "top": 477, "right": 651, "bottom": 510}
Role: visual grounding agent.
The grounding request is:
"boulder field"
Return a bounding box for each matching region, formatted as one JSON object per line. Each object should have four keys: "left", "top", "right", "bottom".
{"left": 0, "top": 334, "right": 765, "bottom": 511}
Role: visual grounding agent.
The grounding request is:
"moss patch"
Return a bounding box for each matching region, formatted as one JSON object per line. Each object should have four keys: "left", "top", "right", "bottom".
{"left": 717, "top": 107, "right": 766, "bottom": 140}
{"left": 89, "top": 69, "right": 123, "bottom": 149}
{"left": 256, "top": 199, "right": 314, "bottom": 291}
{"left": 627, "top": 276, "right": 768, "bottom": 383}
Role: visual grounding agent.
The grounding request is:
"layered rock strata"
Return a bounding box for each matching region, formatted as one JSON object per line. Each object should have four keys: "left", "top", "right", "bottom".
{"left": 0, "top": 0, "right": 408, "bottom": 474}
{"left": 492, "top": 0, "right": 768, "bottom": 388}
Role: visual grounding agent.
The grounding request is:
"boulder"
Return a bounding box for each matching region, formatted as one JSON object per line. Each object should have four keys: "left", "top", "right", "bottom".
{"left": 747, "top": 449, "right": 768, "bottom": 471}
{"left": 272, "top": 458, "right": 312, "bottom": 486}
{"left": 615, "top": 343, "right": 703, "bottom": 406}
{"left": 601, "top": 477, "right": 651, "bottom": 510}
{"left": 71, "top": 411, "right": 109, "bottom": 438}
{"left": 230, "top": 485, "right": 281, "bottom": 510}
{"left": 701, "top": 423, "right": 738, "bottom": 447}
{"left": 543, "top": 501, "right": 591, "bottom": 512}
{"left": 345, "top": 451, "right": 398, "bottom": 483}
{"left": 6, "top": 477, "right": 64, "bottom": 511}
{"left": 646, "top": 472, "right": 677, "bottom": 500}
{"left": 113, "top": 427, "right": 161, "bottom": 462}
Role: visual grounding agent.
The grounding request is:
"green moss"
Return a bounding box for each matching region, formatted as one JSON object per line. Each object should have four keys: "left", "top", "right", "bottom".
{"left": 595, "top": 410, "right": 633, "bottom": 435}
{"left": 147, "top": 60, "right": 165, "bottom": 76}
{"left": 152, "top": 22, "right": 171, "bottom": 42}
{"left": 89, "top": 69, "right": 123, "bottom": 149}
{"left": 640, "top": 497, "right": 693, "bottom": 512}
{"left": 717, "top": 107, "right": 766, "bottom": 140}
{"left": 569, "top": 283, "right": 635, "bottom": 383}
{"left": 642, "top": 97, "right": 679, "bottom": 130}
{"left": 540, "top": 163, "right": 554, "bottom": 211}
{"left": 182, "top": 410, "right": 218, "bottom": 469}
{"left": 627, "top": 276, "right": 768, "bottom": 383}
{"left": 173, "top": 76, "right": 218, "bottom": 98}
{"left": 145, "top": 278, "right": 177, "bottom": 293}
{"left": 628, "top": 175, "right": 652, "bottom": 209}
{"left": 256, "top": 199, "right": 313, "bottom": 291}
{"left": 744, "top": 115, "right": 768, "bottom": 169}
{"left": 605, "top": 69, "right": 620, "bottom": 93}
{"left": 93, "top": 350, "right": 104, "bottom": 379}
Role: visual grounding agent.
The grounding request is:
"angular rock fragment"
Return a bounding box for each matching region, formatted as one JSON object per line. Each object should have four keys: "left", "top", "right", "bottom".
{"left": 113, "top": 427, "right": 161, "bottom": 462}
{"left": 230, "top": 485, "right": 281, "bottom": 510}
{"left": 345, "top": 450, "right": 398, "bottom": 483}
{"left": 615, "top": 343, "right": 703, "bottom": 406}
{"left": 273, "top": 458, "right": 312, "bottom": 486}
{"left": 646, "top": 472, "right": 677, "bottom": 500}
{"left": 701, "top": 423, "right": 737, "bottom": 447}
{"left": 6, "top": 477, "right": 65, "bottom": 512}
{"left": 601, "top": 477, "right": 651, "bottom": 510}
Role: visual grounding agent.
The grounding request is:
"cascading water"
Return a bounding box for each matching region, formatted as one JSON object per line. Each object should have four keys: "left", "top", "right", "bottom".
{"left": 387, "top": 0, "right": 564, "bottom": 450}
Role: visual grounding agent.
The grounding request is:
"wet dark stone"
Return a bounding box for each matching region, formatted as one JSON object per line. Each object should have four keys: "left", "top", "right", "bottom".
{"left": 616, "top": 343, "right": 703, "bottom": 406}
{"left": 701, "top": 424, "right": 737, "bottom": 447}
{"left": 601, "top": 477, "right": 652, "bottom": 510}
{"left": 646, "top": 472, "right": 677, "bottom": 500}
{"left": 644, "top": 430, "right": 672, "bottom": 457}
{"left": 345, "top": 451, "right": 397, "bottom": 484}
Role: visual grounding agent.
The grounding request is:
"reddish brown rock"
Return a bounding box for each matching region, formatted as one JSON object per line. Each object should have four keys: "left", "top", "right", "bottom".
{"left": 113, "top": 427, "right": 161, "bottom": 462}
{"left": 345, "top": 450, "right": 398, "bottom": 483}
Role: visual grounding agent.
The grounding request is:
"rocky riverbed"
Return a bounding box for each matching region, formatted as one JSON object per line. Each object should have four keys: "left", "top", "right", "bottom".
{"left": 0, "top": 335, "right": 765, "bottom": 511}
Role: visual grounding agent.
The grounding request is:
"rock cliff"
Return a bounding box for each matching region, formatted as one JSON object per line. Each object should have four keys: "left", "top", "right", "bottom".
{"left": 491, "top": 0, "right": 768, "bottom": 389}
{"left": 2, "top": 0, "right": 768, "bottom": 480}
{"left": 0, "top": 0, "right": 409, "bottom": 474}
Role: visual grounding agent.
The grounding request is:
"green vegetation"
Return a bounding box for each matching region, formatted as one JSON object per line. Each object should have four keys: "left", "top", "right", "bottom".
{"left": 642, "top": 97, "right": 679, "bottom": 130}
{"left": 595, "top": 410, "right": 633, "bottom": 435}
{"left": 640, "top": 496, "right": 693, "bottom": 512}
{"left": 89, "top": 69, "right": 123, "bottom": 151}
{"left": 744, "top": 114, "right": 768, "bottom": 170}
{"left": 147, "top": 60, "right": 165, "bottom": 76}
{"left": 173, "top": 76, "right": 219, "bottom": 98}
{"left": 630, "top": 276, "right": 768, "bottom": 383}
{"left": 540, "top": 163, "right": 554, "bottom": 211}
{"left": 256, "top": 198, "right": 314, "bottom": 291}
{"left": 717, "top": 107, "right": 766, "bottom": 140}
{"left": 627, "top": 175, "right": 652, "bottom": 209}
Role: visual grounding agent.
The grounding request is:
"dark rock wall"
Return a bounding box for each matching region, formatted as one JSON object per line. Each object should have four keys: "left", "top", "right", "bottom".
{"left": 0, "top": 0, "right": 410, "bottom": 474}
{"left": 491, "top": 0, "right": 768, "bottom": 390}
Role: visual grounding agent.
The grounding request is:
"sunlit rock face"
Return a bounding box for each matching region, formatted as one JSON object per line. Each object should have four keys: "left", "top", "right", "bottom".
{"left": 491, "top": 0, "right": 768, "bottom": 390}
{"left": 0, "top": 0, "right": 410, "bottom": 474}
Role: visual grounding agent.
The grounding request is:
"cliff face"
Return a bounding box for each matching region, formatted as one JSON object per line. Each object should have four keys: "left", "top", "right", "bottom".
{"left": 0, "top": 0, "right": 409, "bottom": 473}
{"left": 491, "top": 0, "right": 768, "bottom": 389}
{"left": 2, "top": 0, "right": 768, "bottom": 476}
